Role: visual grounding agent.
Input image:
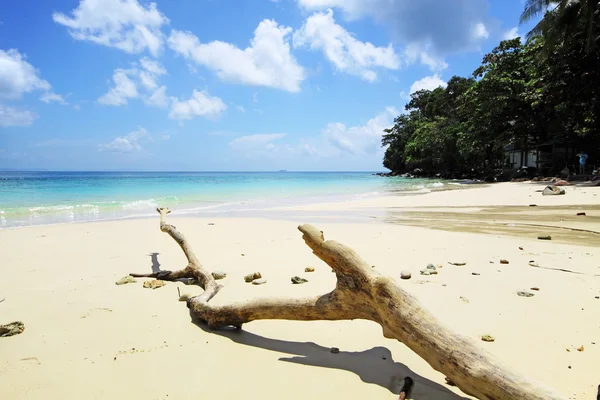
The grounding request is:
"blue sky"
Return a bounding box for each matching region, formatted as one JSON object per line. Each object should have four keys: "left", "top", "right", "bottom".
{"left": 0, "top": 0, "right": 536, "bottom": 171}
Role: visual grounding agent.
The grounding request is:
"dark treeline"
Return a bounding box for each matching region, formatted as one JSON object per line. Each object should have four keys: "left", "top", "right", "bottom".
{"left": 382, "top": 0, "right": 600, "bottom": 179}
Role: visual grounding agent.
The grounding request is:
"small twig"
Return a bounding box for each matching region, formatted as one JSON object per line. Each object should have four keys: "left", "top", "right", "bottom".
{"left": 177, "top": 287, "right": 181, "bottom": 299}
{"left": 528, "top": 262, "right": 585, "bottom": 275}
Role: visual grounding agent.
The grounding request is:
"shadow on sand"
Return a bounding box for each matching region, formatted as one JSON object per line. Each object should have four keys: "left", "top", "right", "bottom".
{"left": 193, "top": 321, "right": 469, "bottom": 400}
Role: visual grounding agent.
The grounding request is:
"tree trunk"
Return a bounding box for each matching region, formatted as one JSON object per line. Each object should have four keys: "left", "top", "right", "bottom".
{"left": 131, "top": 208, "right": 567, "bottom": 400}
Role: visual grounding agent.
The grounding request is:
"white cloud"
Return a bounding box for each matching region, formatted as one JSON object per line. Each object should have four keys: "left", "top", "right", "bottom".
{"left": 409, "top": 74, "right": 447, "bottom": 94}
{"left": 98, "top": 68, "right": 138, "bottom": 105}
{"left": 40, "top": 92, "right": 67, "bottom": 104}
{"left": 472, "top": 22, "right": 489, "bottom": 40}
{"left": 293, "top": 9, "right": 399, "bottom": 81}
{"left": 322, "top": 106, "right": 397, "bottom": 154}
{"left": 99, "top": 127, "right": 148, "bottom": 152}
{"left": 404, "top": 42, "right": 448, "bottom": 71}
{"left": 0, "top": 105, "right": 37, "bottom": 127}
{"left": 169, "top": 90, "right": 227, "bottom": 120}
{"left": 52, "top": 0, "right": 169, "bottom": 56}
{"left": 168, "top": 19, "right": 305, "bottom": 92}
{"left": 296, "top": 0, "right": 492, "bottom": 67}
{"left": 0, "top": 49, "right": 51, "bottom": 100}
{"left": 502, "top": 27, "right": 520, "bottom": 40}
{"left": 98, "top": 58, "right": 168, "bottom": 107}
{"left": 145, "top": 85, "right": 168, "bottom": 107}
{"left": 236, "top": 105, "right": 246, "bottom": 113}
{"left": 229, "top": 133, "right": 287, "bottom": 151}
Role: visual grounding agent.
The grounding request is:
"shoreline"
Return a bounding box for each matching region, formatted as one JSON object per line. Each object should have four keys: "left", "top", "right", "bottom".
{"left": 1, "top": 182, "right": 599, "bottom": 399}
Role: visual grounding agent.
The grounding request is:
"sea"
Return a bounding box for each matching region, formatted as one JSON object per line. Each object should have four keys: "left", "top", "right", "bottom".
{"left": 0, "top": 171, "right": 447, "bottom": 228}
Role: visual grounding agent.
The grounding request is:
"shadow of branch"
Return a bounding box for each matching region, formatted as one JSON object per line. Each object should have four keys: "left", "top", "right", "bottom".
{"left": 192, "top": 320, "right": 468, "bottom": 399}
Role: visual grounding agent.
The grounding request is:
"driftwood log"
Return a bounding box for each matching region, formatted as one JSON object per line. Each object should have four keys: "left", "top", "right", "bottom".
{"left": 131, "top": 208, "right": 566, "bottom": 400}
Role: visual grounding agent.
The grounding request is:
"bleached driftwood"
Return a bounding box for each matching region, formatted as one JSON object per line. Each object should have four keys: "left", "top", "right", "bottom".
{"left": 131, "top": 208, "right": 566, "bottom": 400}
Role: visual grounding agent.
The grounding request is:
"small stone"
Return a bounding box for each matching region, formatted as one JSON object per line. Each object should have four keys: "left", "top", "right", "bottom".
{"left": 472, "top": 272, "right": 480, "bottom": 276}
{"left": 291, "top": 276, "right": 308, "bottom": 284}
{"left": 211, "top": 271, "right": 227, "bottom": 280}
{"left": 0, "top": 321, "right": 25, "bottom": 337}
{"left": 500, "top": 259, "right": 509, "bottom": 264}
{"left": 426, "top": 264, "right": 436, "bottom": 270}
{"left": 448, "top": 261, "right": 466, "bottom": 266}
{"left": 400, "top": 271, "right": 412, "bottom": 280}
{"left": 517, "top": 291, "right": 534, "bottom": 297}
{"left": 244, "top": 272, "right": 262, "bottom": 282}
{"left": 568, "top": 366, "right": 571, "bottom": 369}
{"left": 179, "top": 292, "right": 193, "bottom": 302}
{"left": 241, "top": 253, "right": 245, "bottom": 256}
{"left": 330, "top": 347, "right": 340, "bottom": 354}
{"left": 420, "top": 269, "right": 431, "bottom": 276}
{"left": 481, "top": 335, "right": 495, "bottom": 342}
{"left": 208, "top": 223, "right": 215, "bottom": 225}
{"left": 305, "top": 267, "right": 315, "bottom": 272}
{"left": 595, "top": 296, "right": 599, "bottom": 299}
{"left": 538, "top": 235, "right": 552, "bottom": 240}
{"left": 529, "top": 204, "right": 537, "bottom": 207}
{"left": 576, "top": 212, "right": 586, "bottom": 216}
{"left": 115, "top": 276, "right": 136, "bottom": 285}
{"left": 429, "top": 270, "right": 438, "bottom": 275}
{"left": 530, "top": 287, "right": 540, "bottom": 291}
{"left": 519, "top": 246, "right": 524, "bottom": 250}
{"left": 252, "top": 278, "right": 267, "bottom": 285}
{"left": 143, "top": 280, "right": 165, "bottom": 289}
{"left": 577, "top": 345, "right": 584, "bottom": 352}
{"left": 442, "top": 284, "right": 447, "bottom": 287}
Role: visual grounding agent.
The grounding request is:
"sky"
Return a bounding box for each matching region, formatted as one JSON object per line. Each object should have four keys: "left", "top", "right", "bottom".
{"left": 0, "top": 0, "right": 537, "bottom": 171}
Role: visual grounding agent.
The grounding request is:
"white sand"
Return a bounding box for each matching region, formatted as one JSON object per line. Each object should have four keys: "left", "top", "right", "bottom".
{"left": 0, "top": 182, "right": 599, "bottom": 399}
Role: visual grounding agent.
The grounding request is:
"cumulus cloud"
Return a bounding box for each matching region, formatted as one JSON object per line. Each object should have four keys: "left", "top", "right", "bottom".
{"left": 293, "top": 9, "right": 399, "bottom": 81}
{"left": 297, "top": 0, "right": 492, "bottom": 68}
{"left": 168, "top": 19, "right": 305, "bottom": 92}
{"left": 99, "top": 127, "right": 149, "bottom": 152}
{"left": 322, "top": 106, "right": 397, "bottom": 154}
{"left": 0, "top": 105, "right": 37, "bottom": 127}
{"left": 169, "top": 90, "right": 227, "bottom": 120}
{"left": 0, "top": 49, "right": 51, "bottom": 99}
{"left": 502, "top": 27, "right": 520, "bottom": 40}
{"left": 53, "top": 0, "right": 169, "bottom": 56}
{"left": 40, "top": 92, "right": 67, "bottom": 104}
{"left": 409, "top": 74, "right": 447, "bottom": 94}
{"left": 98, "top": 57, "right": 168, "bottom": 107}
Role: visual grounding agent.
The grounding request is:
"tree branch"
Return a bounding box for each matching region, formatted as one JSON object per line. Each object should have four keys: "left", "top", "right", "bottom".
{"left": 131, "top": 208, "right": 567, "bottom": 400}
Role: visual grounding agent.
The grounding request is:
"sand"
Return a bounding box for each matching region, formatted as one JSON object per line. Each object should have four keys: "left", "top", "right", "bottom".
{"left": 0, "top": 182, "right": 599, "bottom": 399}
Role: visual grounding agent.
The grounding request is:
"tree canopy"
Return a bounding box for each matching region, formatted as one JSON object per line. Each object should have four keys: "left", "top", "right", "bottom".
{"left": 382, "top": 4, "right": 599, "bottom": 178}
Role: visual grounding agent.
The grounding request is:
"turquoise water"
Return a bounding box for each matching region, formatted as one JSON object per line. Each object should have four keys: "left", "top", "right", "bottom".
{"left": 0, "top": 171, "right": 445, "bottom": 227}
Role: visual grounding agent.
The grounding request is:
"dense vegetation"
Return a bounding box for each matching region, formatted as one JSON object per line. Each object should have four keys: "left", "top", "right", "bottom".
{"left": 382, "top": 0, "right": 599, "bottom": 179}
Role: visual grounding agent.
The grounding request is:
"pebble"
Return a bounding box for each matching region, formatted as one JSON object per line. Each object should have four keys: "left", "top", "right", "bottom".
{"left": 252, "top": 278, "right": 267, "bottom": 285}
{"left": 529, "top": 204, "right": 537, "bottom": 207}
{"left": 420, "top": 270, "right": 431, "bottom": 276}
{"left": 449, "top": 261, "right": 467, "bottom": 266}
{"left": 330, "top": 347, "right": 340, "bottom": 354}
{"left": 426, "top": 264, "right": 437, "bottom": 270}
{"left": 517, "top": 291, "right": 534, "bottom": 297}
{"left": 400, "top": 271, "right": 412, "bottom": 280}
{"left": 143, "top": 280, "right": 165, "bottom": 289}
{"left": 472, "top": 272, "right": 480, "bottom": 276}
{"left": 538, "top": 235, "right": 552, "bottom": 240}
{"left": 291, "top": 276, "right": 308, "bottom": 284}
{"left": 481, "top": 335, "right": 495, "bottom": 342}
{"left": 305, "top": 267, "right": 315, "bottom": 272}
{"left": 115, "top": 276, "right": 136, "bottom": 285}
{"left": 531, "top": 287, "right": 540, "bottom": 291}
{"left": 0, "top": 321, "right": 25, "bottom": 337}
{"left": 500, "top": 259, "right": 509, "bottom": 264}
{"left": 211, "top": 271, "right": 227, "bottom": 280}
{"left": 576, "top": 212, "right": 586, "bottom": 216}
{"left": 244, "top": 272, "right": 262, "bottom": 282}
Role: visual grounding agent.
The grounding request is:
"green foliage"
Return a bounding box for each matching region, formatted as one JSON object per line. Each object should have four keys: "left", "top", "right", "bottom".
{"left": 382, "top": 7, "right": 600, "bottom": 176}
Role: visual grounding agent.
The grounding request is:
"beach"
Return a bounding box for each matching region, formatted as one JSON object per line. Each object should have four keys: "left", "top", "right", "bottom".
{"left": 1, "top": 182, "right": 599, "bottom": 399}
